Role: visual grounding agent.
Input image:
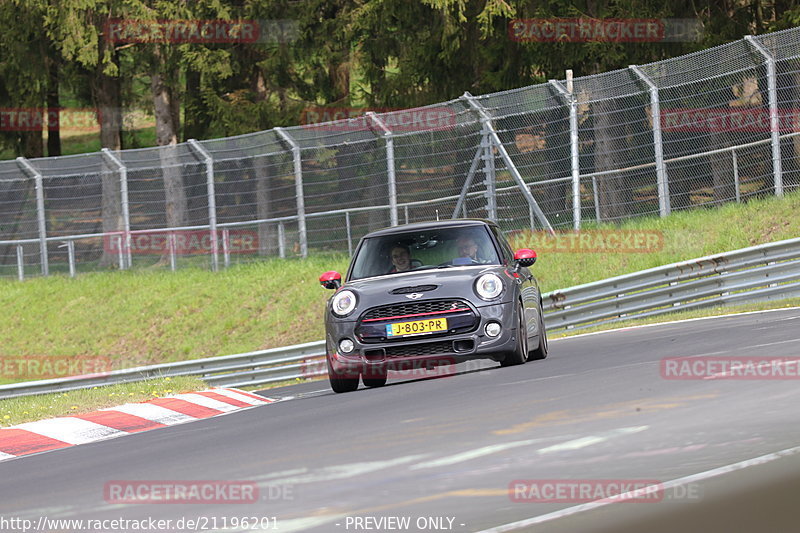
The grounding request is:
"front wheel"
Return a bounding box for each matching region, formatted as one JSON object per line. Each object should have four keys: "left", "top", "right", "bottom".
{"left": 327, "top": 358, "right": 359, "bottom": 393}
{"left": 500, "top": 303, "right": 528, "bottom": 367}
{"left": 528, "top": 303, "right": 548, "bottom": 361}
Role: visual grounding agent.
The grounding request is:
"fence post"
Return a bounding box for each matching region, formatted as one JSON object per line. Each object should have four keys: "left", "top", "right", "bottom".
{"left": 16, "top": 157, "right": 48, "bottom": 276}
{"left": 549, "top": 79, "right": 581, "bottom": 229}
{"left": 462, "top": 92, "right": 555, "bottom": 234}
{"left": 345, "top": 211, "right": 353, "bottom": 256}
{"left": 745, "top": 35, "right": 783, "bottom": 197}
{"left": 366, "top": 112, "right": 398, "bottom": 226}
{"left": 222, "top": 228, "right": 231, "bottom": 268}
{"left": 66, "top": 240, "right": 76, "bottom": 277}
{"left": 452, "top": 143, "right": 484, "bottom": 219}
{"left": 630, "top": 65, "right": 670, "bottom": 217}
{"left": 275, "top": 128, "right": 308, "bottom": 258}
{"left": 16, "top": 245, "right": 24, "bottom": 281}
{"left": 278, "top": 221, "right": 286, "bottom": 259}
{"left": 188, "top": 139, "right": 219, "bottom": 271}
{"left": 732, "top": 148, "right": 741, "bottom": 203}
{"left": 101, "top": 148, "right": 131, "bottom": 269}
{"left": 481, "top": 122, "right": 497, "bottom": 220}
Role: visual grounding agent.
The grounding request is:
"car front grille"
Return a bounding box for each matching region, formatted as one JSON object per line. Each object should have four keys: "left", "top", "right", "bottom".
{"left": 384, "top": 340, "right": 453, "bottom": 358}
{"left": 361, "top": 299, "right": 470, "bottom": 322}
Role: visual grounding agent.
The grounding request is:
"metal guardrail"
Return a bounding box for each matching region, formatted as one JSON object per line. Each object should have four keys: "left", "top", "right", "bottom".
{"left": 1, "top": 237, "right": 799, "bottom": 399}
{"left": 543, "top": 237, "right": 800, "bottom": 330}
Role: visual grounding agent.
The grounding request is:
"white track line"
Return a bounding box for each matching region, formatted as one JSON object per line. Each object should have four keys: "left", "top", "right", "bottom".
{"left": 208, "top": 388, "right": 273, "bottom": 404}
{"left": 103, "top": 403, "right": 196, "bottom": 425}
{"left": 14, "top": 418, "right": 126, "bottom": 445}
{"left": 172, "top": 393, "right": 241, "bottom": 412}
{"left": 476, "top": 443, "right": 800, "bottom": 532}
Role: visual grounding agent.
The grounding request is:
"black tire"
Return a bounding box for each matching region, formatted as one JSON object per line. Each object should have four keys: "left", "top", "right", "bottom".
{"left": 500, "top": 303, "right": 528, "bottom": 367}
{"left": 327, "top": 358, "right": 359, "bottom": 393}
{"left": 362, "top": 370, "right": 388, "bottom": 388}
{"left": 528, "top": 303, "right": 548, "bottom": 361}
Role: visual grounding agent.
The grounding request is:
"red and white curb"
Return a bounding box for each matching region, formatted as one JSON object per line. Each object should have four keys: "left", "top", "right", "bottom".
{"left": 0, "top": 388, "right": 276, "bottom": 462}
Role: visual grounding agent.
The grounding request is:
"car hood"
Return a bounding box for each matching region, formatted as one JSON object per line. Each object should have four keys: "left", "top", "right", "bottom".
{"left": 342, "top": 265, "right": 513, "bottom": 308}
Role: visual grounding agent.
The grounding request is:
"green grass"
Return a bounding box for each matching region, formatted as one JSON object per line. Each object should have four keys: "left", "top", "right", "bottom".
{"left": 0, "top": 376, "right": 205, "bottom": 427}
{"left": 0, "top": 191, "right": 798, "bottom": 383}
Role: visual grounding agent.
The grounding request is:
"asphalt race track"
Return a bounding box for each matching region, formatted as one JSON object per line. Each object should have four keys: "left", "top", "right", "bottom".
{"left": 2, "top": 308, "right": 800, "bottom": 533}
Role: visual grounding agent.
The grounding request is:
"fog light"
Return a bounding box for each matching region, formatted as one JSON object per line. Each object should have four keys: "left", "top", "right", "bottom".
{"left": 485, "top": 322, "right": 502, "bottom": 337}
{"left": 338, "top": 338, "right": 355, "bottom": 354}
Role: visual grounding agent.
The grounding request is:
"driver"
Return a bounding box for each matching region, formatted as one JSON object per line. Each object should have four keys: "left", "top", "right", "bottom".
{"left": 388, "top": 244, "right": 413, "bottom": 273}
{"left": 455, "top": 236, "right": 480, "bottom": 261}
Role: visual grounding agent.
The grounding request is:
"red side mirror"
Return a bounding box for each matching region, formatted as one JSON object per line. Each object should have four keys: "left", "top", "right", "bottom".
{"left": 514, "top": 248, "right": 537, "bottom": 268}
{"left": 319, "top": 271, "right": 342, "bottom": 290}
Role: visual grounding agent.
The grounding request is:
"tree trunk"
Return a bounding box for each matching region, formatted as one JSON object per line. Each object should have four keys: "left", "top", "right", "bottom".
{"left": 92, "top": 32, "right": 123, "bottom": 267}
{"left": 46, "top": 51, "right": 61, "bottom": 157}
{"left": 593, "top": 98, "right": 630, "bottom": 221}
{"left": 152, "top": 52, "right": 187, "bottom": 229}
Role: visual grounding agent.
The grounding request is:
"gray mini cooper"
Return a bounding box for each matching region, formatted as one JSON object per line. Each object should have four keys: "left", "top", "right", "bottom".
{"left": 319, "top": 219, "right": 547, "bottom": 393}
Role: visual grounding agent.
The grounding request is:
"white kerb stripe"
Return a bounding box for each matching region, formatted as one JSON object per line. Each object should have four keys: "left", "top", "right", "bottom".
{"left": 14, "top": 418, "right": 126, "bottom": 445}
{"left": 104, "top": 403, "right": 196, "bottom": 425}
{"left": 172, "top": 393, "right": 240, "bottom": 412}
{"left": 208, "top": 388, "right": 272, "bottom": 405}
{"left": 0, "top": 451, "right": 17, "bottom": 461}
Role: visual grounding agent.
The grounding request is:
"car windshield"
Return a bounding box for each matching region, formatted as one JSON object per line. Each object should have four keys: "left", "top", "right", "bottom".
{"left": 349, "top": 225, "right": 501, "bottom": 280}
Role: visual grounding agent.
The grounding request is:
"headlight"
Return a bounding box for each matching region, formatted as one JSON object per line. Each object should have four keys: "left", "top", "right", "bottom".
{"left": 331, "top": 290, "right": 357, "bottom": 317}
{"left": 475, "top": 273, "right": 503, "bottom": 300}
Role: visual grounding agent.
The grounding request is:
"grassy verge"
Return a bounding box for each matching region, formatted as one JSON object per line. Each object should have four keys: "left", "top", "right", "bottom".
{"left": 0, "top": 191, "right": 797, "bottom": 382}
{"left": 0, "top": 376, "right": 205, "bottom": 427}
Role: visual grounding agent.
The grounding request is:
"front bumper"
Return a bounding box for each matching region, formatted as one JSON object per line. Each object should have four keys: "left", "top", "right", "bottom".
{"left": 326, "top": 301, "right": 518, "bottom": 374}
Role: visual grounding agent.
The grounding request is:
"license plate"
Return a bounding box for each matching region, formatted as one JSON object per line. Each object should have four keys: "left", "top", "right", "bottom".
{"left": 386, "top": 318, "right": 448, "bottom": 337}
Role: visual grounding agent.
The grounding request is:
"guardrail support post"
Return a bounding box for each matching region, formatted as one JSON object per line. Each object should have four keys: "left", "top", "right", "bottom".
{"left": 101, "top": 148, "right": 131, "bottom": 269}
{"left": 630, "top": 65, "right": 670, "bottom": 217}
{"left": 17, "top": 157, "right": 48, "bottom": 276}
{"left": 549, "top": 79, "right": 582, "bottom": 229}
{"left": 188, "top": 139, "right": 219, "bottom": 271}
{"left": 16, "top": 245, "right": 24, "bottom": 281}
{"left": 746, "top": 36, "right": 783, "bottom": 197}
{"left": 462, "top": 92, "right": 555, "bottom": 234}
{"left": 366, "top": 112, "right": 399, "bottom": 226}
{"left": 275, "top": 128, "right": 307, "bottom": 257}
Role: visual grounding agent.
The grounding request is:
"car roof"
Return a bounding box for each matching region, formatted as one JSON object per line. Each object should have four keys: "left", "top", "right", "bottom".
{"left": 362, "top": 219, "right": 498, "bottom": 239}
